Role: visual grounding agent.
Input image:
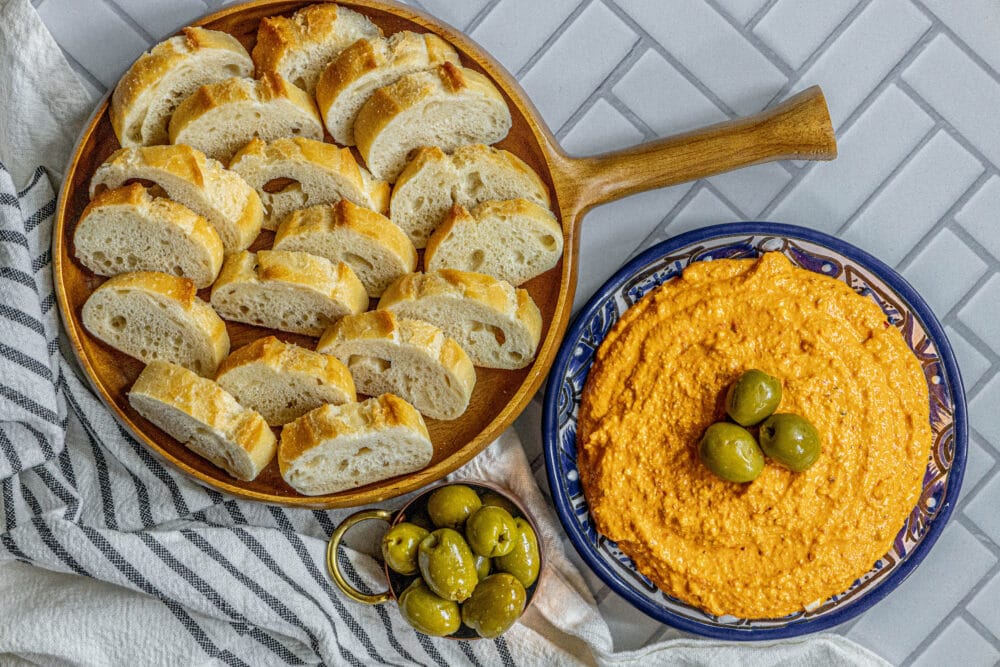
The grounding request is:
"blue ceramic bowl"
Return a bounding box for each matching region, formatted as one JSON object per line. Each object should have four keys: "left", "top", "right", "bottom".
{"left": 543, "top": 222, "right": 967, "bottom": 640}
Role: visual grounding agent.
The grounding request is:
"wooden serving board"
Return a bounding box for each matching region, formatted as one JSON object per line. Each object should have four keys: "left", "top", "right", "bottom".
{"left": 53, "top": 0, "right": 837, "bottom": 507}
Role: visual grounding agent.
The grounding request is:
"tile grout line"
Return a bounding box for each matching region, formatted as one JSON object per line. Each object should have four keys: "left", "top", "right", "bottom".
{"left": 745, "top": 0, "right": 781, "bottom": 30}
{"left": 101, "top": 0, "right": 156, "bottom": 43}
{"left": 908, "top": 0, "right": 1000, "bottom": 84}
{"left": 58, "top": 46, "right": 107, "bottom": 95}
{"left": 603, "top": 0, "right": 738, "bottom": 119}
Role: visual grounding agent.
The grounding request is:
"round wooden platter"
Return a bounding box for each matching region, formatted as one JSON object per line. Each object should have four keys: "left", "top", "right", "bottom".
{"left": 53, "top": 0, "right": 838, "bottom": 508}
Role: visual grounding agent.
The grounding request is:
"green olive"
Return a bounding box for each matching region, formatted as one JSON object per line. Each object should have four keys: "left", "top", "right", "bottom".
{"left": 426, "top": 485, "right": 482, "bottom": 529}
{"left": 398, "top": 578, "right": 461, "bottom": 637}
{"left": 479, "top": 492, "right": 520, "bottom": 517}
{"left": 759, "top": 413, "right": 821, "bottom": 472}
{"left": 405, "top": 511, "right": 434, "bottom": 532}
{"left": 465, "top": 506, "right": 518, "bottom": 558}
{"left": 474, "top": 554, "right": 492, "bottom": 580}
{"left": 381, "top": 522, "right": 429, "bottom": 575}
{"left": 493, "top": 518, "right": 540, "bottom": 588}
{"left": 699, "top": 422, "right": 765, "bottom": 483}
{"left": 725, "top": 369, "right": 782, "bottom": 426}
{"left": 417, "top": 528, "right": 479, "bottom": 601}
{"left": 461, "top": 573, "right": 527, "bottom": 639}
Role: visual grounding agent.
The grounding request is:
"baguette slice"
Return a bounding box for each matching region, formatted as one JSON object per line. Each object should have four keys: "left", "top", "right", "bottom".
{"left": 354, "top": 63, "right": 512, "bottom": 182}
{"left": 252, "top": 3, "right": 381, "bottom": 95}
{"left": 279, "top": 394, "right": 432, "bottom": 495}
{"left": 377, "top": 269, "right": 541, "bottom": 369}
{"left": 211, "top": 250, "right": 367, "bottom": 336}
{"left": 74, "top": 184, "right": 224, "bottom": 288}
{"left": 228, "top": 137, "right": 389, "bottom": 230}
{"left": 89, "top": 144, "right": 263, "bottom": 253}
{"left": 169, "top": 73, "right": 324, "bottom": 163}
{"left": 316, "top": 31, "right": 460, "bottom": 145}
{"left": 111, "top": 27, "right": 253, "bottom": 148}
{"left": 317, "top": 311, "right": 475, "bottom": 420}
{"left": 425, "top": 199, "right": 563, "bottom": 286}
{"left": 129, "top": 361, "right": 276, "bottom": 481}
{"left": 82, "top": 271, "right": 229, "bottom": 376}
{"left": 390, "top": 144, "right": 551, "bottom": 247}
{"left": 273, "top": 200, "right": 416, "bottom": 297}
{"left": 215, "top": 336, "right": 355, "bottom": 426}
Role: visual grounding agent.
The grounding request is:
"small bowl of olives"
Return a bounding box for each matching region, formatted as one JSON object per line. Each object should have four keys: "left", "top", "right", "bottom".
{"left": 326, "top": 481, "right": 544, "bottom": 639}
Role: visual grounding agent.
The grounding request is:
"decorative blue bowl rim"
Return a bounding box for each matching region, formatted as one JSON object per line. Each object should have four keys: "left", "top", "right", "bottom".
{"left": 542, "top": 221, "right": 968, "bottom": 641}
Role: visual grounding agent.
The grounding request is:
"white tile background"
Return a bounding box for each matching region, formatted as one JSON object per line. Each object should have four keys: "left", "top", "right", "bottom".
{"left": 33, "top": 0, "right": 1000, "bottom": 663}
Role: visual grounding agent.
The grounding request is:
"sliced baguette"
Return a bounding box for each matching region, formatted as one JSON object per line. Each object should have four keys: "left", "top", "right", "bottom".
{"left": 252, "top": 3, "right": 381, "bottom": 95}
{"left": 425, "top": 199, "right": 563, "bottom": 286}
{"left": 129, "top": 360, "right": 276, "bottom": 481}
{"left": 389, "top": 144, "right": 551, "bottom": 247}
{"left": 215, "top": 336, "right": 355, "bottom": 426}
{"left": 273, "top": 200, "right": 416, "bottom": 297}
{"left": 210, "top": 250, "right": 367, "bottom": 336}
{"left": 168, "top": 73, "right": 324, "bottom": 163}
{"left": 354, "top": 63, "right": 512, "bottom": 182}
{"left": 317, "top": 310, "right": 475, "bottom": 420}
{"left": 82, "top": 271, "right": 229, "bottom": 376}
{"left": 74, "top": 184, "right": 224, "bottom": 288}
{"left": 228, "top": 137, "right": 389, "bottom": 230}
{"left": 377, "top": 269, "right": 541, "bottom": 369}
{"left": 279, "top": 394, "right": 432, "bottom": 495}
{"left": 316, "top": 31, "right": 460, "bottom": 145}
{"left": 89, "top": 144, "right": 263, "bottom": 253}
{"left": 111, "top": 27, "right": 253, "bottom": 147}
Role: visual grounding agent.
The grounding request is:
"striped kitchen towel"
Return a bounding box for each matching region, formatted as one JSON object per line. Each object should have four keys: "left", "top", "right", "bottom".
{"left": 0, "top": 0, "right": 887, "bottom": 664}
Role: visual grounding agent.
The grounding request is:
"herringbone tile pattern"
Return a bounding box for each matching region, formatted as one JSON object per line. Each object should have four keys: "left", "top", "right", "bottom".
{"left": 37, "top": 0, "right": 1000, "bottom": 662}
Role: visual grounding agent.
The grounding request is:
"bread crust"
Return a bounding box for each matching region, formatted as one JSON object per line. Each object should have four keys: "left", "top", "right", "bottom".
{"left": 377, "top": 269, "right": 542, "bottom": 369}
{"left": 424, "top": 198, "right": 563, "bottom": 285}
{"left": 89, "top": 144, "right": 263, "bottom": 253}
{"left": 229, "top": 137, "right": 389, "bottom": 229}
{"left": 211, "top": 250, "right": 368, "bottom": 336}
{"left": 252, "top": 3, "right": 381, "bottom": 94}
{"left": 317, "top": 310, "right": 476, "bottom": 420}
{"left": 168, "top": 73, "right": 323, "bottom": 162}
{"left": 354, "top": 63, "right": 512, "bottom": 182}
{"left": 315, "top": 31, "right": 460, "bottom": 145}
{"left": 273, "top": 200, "right": 416, "bottom": 296}
{"left": 129, "top": 360, "right": 276, "bottom": 481}
{"left": 111, "top": 27, "right": 253, "bottom": 147}
{"left": 75, "top": 183, "right": 225, "bottom": 287}
{"left": 83, "top": 271, "right": 230, "bottom": 376}
{"left": 278, "top": 394, "right": 430, "bottom": 478}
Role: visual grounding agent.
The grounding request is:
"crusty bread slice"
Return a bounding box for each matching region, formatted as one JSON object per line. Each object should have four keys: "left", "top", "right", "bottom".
{"left": 354, "top": 63, "right": 512, "bottom": 182}
{"left": 82, "top": 271, "right": 229, "bottom": 376}
{"left": 317, "top": 310, "right": 475, "bottom": 420}
{"left": 89, "top": 144, "right": 263, "bottom": 253}
{"left": 168, "top": 73, "right": 324, "bottom": 163}
{"left": 273, "top": 200, "right": 416, "bottom": 297}
{"left": 210, "top": 250, "right": 367, "bottom": 336}
{"left": 377, "top": 269, "right": 541, "bottom": 369}
{"left": 278, "top": 394, "right": 432, "bottom": 495}
{"left": 316, "top": 31, "right": 460, "bottom": 145}
{"left": 389, "top": 144, "right": 551, "bottom": 247}
{"left": 424, "top": 199, "right": 563, "bottom": 286}
{"left": 228, "top": 137, "right": 389, "bottom": 230}
{"left": 129, "top": 361, "right": 276, "bottom": 481}
{"left": 74, "top": 184, "right": 224, "bottom": 288}
{"left": 215, "top": 336, "right": 355, "bottom": 426}
{"left": 252, "top": 2, "right": 381, "bottom": 95}
{"left": 111, "top": 27, "right": 253, "bottom": 147}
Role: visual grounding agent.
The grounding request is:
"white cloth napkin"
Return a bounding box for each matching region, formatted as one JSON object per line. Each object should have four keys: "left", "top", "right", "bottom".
{"left": 0, "top": 0, "right": 888, "bottom": 663}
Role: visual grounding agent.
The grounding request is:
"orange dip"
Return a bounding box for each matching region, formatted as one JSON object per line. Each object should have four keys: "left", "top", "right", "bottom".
{"left": 577, "top": 252, "right": 931, "bottom": 618}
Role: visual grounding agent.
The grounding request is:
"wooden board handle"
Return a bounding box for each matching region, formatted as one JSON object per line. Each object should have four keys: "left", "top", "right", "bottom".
{"left": 552, "top": 86, "right": 837, "bottom": 221}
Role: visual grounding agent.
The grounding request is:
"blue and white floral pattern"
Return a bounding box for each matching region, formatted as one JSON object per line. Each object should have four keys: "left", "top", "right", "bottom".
{"left": 543, "top": 224, "right": 966, "bottom": 640}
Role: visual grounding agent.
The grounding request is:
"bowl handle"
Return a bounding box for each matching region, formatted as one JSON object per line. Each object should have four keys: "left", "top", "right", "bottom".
{"left": 551, "top": 85, "right": 837, "bottom": 221}
{"left": 326, "top": 508, "right": 394, "bottom": 604}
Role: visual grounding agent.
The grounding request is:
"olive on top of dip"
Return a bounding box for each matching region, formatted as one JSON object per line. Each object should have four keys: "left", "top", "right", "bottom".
{"left": 576, "top": 252, "right": 931, "bottom": 619}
